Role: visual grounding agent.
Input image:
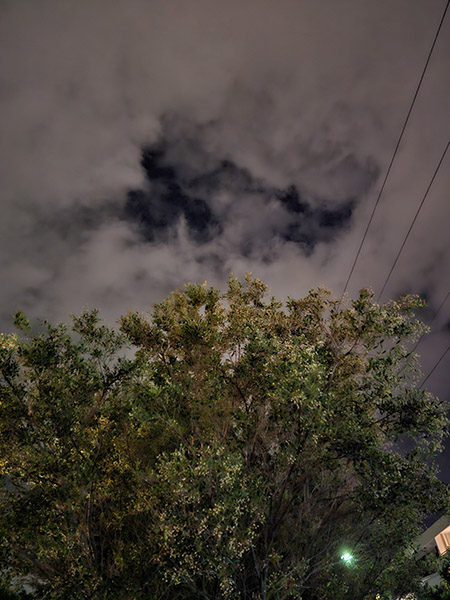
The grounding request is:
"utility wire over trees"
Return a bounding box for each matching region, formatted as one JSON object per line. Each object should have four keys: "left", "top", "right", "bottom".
{"left": 413, "top": 289, "right": 450, "bottom": 356}
{"left": 411, "top": 289, "right": 450, "bottom": 391}
{"left": 340, "top": 0, "right": 450, "bottom": 303}
{"left": 0, "top": 276, "right": 448, "bottom": 600}
{"left": 376, "top": 140, "right": 450, "bottom": 303}
{"left": 421, "top": 344, "right": 450, "bottom": 389}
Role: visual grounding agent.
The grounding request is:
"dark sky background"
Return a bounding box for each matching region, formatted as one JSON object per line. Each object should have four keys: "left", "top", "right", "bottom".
{"left": 1, "top": 1, "right": 449, "bottom": 476}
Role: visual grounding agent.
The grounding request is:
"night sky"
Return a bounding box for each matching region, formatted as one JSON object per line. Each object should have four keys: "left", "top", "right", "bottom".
{"left": 1, "top": 1, "right": 449, "bottom": 476}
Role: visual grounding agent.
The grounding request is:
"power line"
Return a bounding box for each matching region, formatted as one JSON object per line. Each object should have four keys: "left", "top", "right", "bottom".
{"left": 412, "top": 289, "right": 450, "bottom": 355}
{"left": 339, "top": 0, "right": 450, "bottom": 303}
{"left": 376, "top": 139, "right": 450, "bottom": 303}
{"left": 420, "top": 344, "right": 450, "bottom": 388}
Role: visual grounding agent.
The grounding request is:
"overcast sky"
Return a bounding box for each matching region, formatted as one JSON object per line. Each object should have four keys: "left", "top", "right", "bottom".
{"left": 1, "top": 1, "right": 449, "bottom": 471}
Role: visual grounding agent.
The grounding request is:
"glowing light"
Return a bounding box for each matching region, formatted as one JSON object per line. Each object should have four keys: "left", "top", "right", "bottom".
{"left": 340, "top": 552, "right": 354, "bottom": 565}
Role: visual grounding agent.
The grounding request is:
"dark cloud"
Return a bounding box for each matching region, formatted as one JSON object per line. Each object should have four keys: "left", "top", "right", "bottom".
{"left": 277, "top": 185, "right": 356, "bottom": 249}
{"left": 124, "top": 145, "right": 219, "bottom": 243}
{"left": 122, "top": 122, "right": 374, "bottom": 258}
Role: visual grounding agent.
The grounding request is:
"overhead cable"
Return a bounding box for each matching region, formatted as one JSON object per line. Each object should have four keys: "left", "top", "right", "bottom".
{"left": 412, "top": 289, "right": 450, "bottom": 355}
{"left": 376, "top": 139, "right": 450, "bottom": 302}
{"left": 339, "top": 0, "right": 450, "bottom": 303}
{"left": 420, "top": 344, "right": 450, "bottom": 388}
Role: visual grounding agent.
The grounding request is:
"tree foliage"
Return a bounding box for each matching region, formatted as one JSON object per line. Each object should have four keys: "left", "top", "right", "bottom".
{"left": 418, "top": 552, "right": 450, "bottom": 600}
{"left": 0, "top": 276, "right": 448, "bottom": 599}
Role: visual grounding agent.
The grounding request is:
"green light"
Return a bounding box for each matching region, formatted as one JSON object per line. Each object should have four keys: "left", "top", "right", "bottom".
{"left": 340, "top": 552, "right": 354, "bottom": 565}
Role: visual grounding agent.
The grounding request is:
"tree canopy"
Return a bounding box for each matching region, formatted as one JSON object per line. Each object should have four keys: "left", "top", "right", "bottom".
{"left": 0, "top": 276, "right": 448, "bottom": 599}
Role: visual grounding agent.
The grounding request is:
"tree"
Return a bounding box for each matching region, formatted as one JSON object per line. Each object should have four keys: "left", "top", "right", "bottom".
{"left": 0, "top": 276, "right": 447, "bottom": 599}
{"left": 418, "top": 551, "right": 450, "bottom": 600}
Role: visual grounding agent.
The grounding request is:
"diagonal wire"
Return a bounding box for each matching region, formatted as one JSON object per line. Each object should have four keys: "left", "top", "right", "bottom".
{"left": 339, "top": 0, "right": 450, "bottom": 304}
{"left": 420, "top": 344, "right": 450, "bottom": 388}
{"left": 412, "top": 289, "right": 450, "bottom": 355}
{"left": 376, "top": 139, "right": 450, "bottom": 302}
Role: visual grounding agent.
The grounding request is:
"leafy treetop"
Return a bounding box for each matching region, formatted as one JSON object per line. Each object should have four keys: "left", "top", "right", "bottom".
{"left": 0, "top": 275, "right": 447, "bottom": 599}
